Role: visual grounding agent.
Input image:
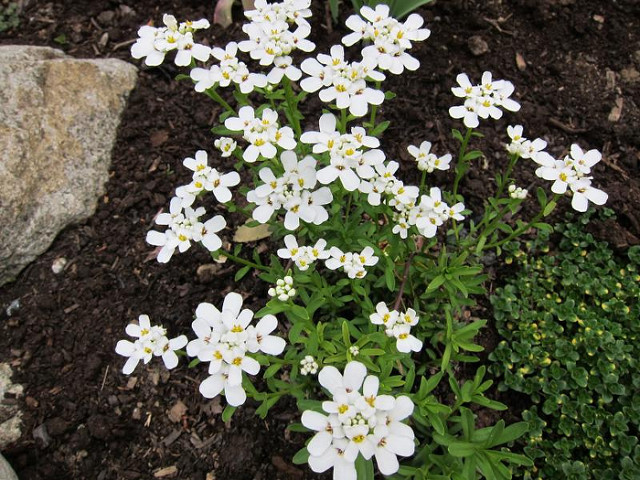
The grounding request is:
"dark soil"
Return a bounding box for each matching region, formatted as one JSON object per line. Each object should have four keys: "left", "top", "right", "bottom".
{"left": 1, "top": 0, "right": 639, "bottom": 479}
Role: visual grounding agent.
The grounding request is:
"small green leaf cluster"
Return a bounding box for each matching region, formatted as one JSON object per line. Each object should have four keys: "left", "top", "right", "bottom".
{"left": 489, "top": 210, "right": 640, "bottom": 480}
{"left": 0, "top": 1, "right": 19, "bottom": 33}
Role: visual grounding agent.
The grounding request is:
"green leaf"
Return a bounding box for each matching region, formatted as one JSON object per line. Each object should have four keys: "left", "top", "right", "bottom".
{"left": 342, "top": 321, "right": 351, "bottom": 347}
{"left": 371, "top": 120, "right": 391, "bottom": 136}
{"left": 292, "top": 446, "right": 310, "bottom": 465}
{"left": 222, "top": 405, "right": 236, "bottom": 422}
{"left": 234, "top": 265, "right": 252, "bottom": 281}
{"left": 355, "top": 455, "right": 375, "bottom": 480}
{"left": 536, "top": 187, "right": 548, "bottom": 207}
{"left": 427, "top": 275, "right": 446, "bottom": 293}
{"left": 448, "top": 441, "right": 478, "bottom": 457}
{"left": 543, "top": 200, "right": 557, "bottom": 217}
{"left": 384, "top": 91, "right": 397, "bottom": 100}
{"left": 391, "top": 0, "right": 435, "bottom": 19}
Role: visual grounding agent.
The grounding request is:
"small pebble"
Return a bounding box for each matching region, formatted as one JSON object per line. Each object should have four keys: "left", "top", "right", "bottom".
{"left": 51, "top": 257, "right": 67, "bottom": 274}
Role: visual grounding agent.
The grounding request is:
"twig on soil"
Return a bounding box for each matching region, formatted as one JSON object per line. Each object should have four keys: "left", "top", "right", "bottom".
{"left": 600, "top": 141, "right": 629, "bottom": 180}
{"left": 100, "top": 365, "right": 109, "bottom": 392}
{"left": 112, "top": 39, "right": 136, "bottom": 52}
{"left": 548, "top": 117, "right": 588, "bottom": 134}
{"left": 483, "top": 16, "right": 515, "bottom": 36}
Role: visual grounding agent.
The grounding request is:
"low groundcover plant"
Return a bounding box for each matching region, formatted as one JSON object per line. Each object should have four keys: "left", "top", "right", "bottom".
{"left": 118, "top": 2, "right": 611, "bottom": 478}
{"left": 490, "top": 210, "right": 640, "bottom": 480}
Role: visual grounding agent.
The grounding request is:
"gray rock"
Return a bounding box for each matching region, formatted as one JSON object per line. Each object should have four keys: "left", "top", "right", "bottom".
{"left": 0, "top": 454, "right": 19, "bottom": 480}
{"left": 0, "top": 364, "right": 23, "bottom": 449}
{"left": 0, "top": 46, "right": 137, "bottom": 285}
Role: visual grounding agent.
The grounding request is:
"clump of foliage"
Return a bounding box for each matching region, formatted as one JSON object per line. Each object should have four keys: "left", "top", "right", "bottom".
{"left": 0, "top": 1, "right": 19, "bottom": 32}
{"left": 489, "top": 209, "right": 640, "bottom": 480}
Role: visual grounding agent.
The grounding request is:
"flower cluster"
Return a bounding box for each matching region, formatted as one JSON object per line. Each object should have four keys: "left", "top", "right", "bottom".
{"left": 301, "top": 45, "right": 385, "bottom": 117}
{"left": 300, "top": 355, "right": 319, "bottom": 376}
{"left": 190, "top": 42, "right": 268, "bottom": 94}
{"left": 370, "top": 303, "right": 423, "bottom": 353}
{"left": 407, "top": 141, "right": 452, "bottom": 173}
{"left": 302, "top": 362, "right": 416, "bottom": 478}
{"left": 268, "top": 275, "right": 296, "bottom": 301}
{"left": 247, "top": 152, "right": 333, "bottom": 230}
{"left": 449, "top": 71, "right": 521, "bottom": 128}
{"left": 225, "top": 106, "right": 296, "bottom": 163}
{"left": 146, "top": 197, "right": 226, "bottom": 263}
{"left": 508, "top": 126, "right": 608, "bottom": 212}
{"left": 175, "top": 150, "right": 241, "bottom": 206}
{"left": 342, "top": 4, "right": 430, "bottom": 74}
{"left": 187, "top": 292, "right": 286, "bottom": 406}
{"left": 325, "top": 246, "right": 379, "bottom": 279}
{"left": 239, "top": 0, "right": 315, "bottom": 84}
{"left": 277, "top": 235, "right": 329, "bottom": 270}
{"left": 115, "top": 315, "right": 188, "bottom": 374}
{"left": 301, "top": 113, "right": 385, "bottom": 191}
{"left": 131, "top": 14, "right": 211, "bottom": 67}
{"left": 535, "top": 144, "right": 608, "bottom": 212}
{"left": 393, "top": 187, "right": 465, "bottom": 239}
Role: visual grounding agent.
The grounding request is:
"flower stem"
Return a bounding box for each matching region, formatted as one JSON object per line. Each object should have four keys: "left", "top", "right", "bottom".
{"left": 206, "top": 87, "right": 235, "bottom": 114}
{"left": 452, "top": 127, "right": 474, "bottom": 200}
{"left": 220, "top": 249, "right": 269, "bottom": 272}
{"left": 283, "top": 77, "right": 302, "bottom": 139}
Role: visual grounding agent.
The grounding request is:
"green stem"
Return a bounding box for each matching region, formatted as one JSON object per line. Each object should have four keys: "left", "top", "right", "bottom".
{"left": 419, "top": 169, "right": 428, "bottom": 194}
{"left": 452, "top": 128, "right": 474, "bottom": 200}
{"left": 485, "top": 193, "right": 561, "bottom": 249}
{"left": 283, "top": 77, "right": 302, "bottom": 139}
{"left": 220, "top": 249, "right": 269, "bottom": 272}
{"left": 206, "top": 87, "right": 235, "bottom": 114}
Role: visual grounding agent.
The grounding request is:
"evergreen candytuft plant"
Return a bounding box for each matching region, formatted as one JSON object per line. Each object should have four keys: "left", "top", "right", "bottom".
{"left": 119, "top": 1, "right": 613, "bottom": 478}
{"left": 490, "top": 209, "right": 640, "bottom": 480}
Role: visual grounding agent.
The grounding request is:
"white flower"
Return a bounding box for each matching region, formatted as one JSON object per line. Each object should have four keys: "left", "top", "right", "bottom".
{"left": 449, "top": 72, "right": 520, "bottom": 128}
{"left": 349, "top": 345, "right": 360, "bottom": 357}
{"left": 392, "top": 324, "right": 423, "bottom": 353}
{"left": 302, "top": 362, "right": 416, "bottom": 478}
{"left": 301, "top": 46, "right": 385, "bottom": 117}
{"left": 115, "top": 315, "right": 187, "bottom": 374}
{"left": 191, "top": 292, "right": 286, "bottom": 406}
{"left": 567, "top": 143, "right": 602, "bottom": 176}
{"left": 131, "top": 15, "right": 211, "bottom": 67}
{"left": 344, "top": 5, "right": 430, "bottom": 74}
{"left": 369, "top": 302, "right": 399, "bottom": 333}
{"left": 569, "top": 178, "right": 608, "bottom": 212}
{"left": 214, "top": 137, "right": 238, "bottom": 157}
{"left": 407, "top": 141, "right": 452, "bottom": 172}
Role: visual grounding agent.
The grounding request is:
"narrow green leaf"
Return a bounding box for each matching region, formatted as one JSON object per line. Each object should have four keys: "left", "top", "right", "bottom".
{"left": 222, "top": 405, "right": 236, "bottom": 422}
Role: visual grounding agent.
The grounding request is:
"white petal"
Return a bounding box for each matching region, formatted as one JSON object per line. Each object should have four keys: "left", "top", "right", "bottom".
{"left": 225, "top": 384, "right": 247, "bottom": 406}
{"left": 259, "top": 335, "right": 286, "bottom": 355}
{"left": 343, "top": 361, "right": 367, "bottom": 393}
{"left": 301, "top": 410, "right": 329, "bottom": 431}
{"left": 318, "top": 365, "right": 343, "bottom": 394}
{"left": 122, "top": 356, "right": 140, "bottom": 375}
{"left": 199, "top": 374, "right": 224, "bottom": 398}
{"left": 375, "top": 447, "right": 399, "bottom": 475}
{"left": 308, "top": 431, "right": 333, "bottom": 457}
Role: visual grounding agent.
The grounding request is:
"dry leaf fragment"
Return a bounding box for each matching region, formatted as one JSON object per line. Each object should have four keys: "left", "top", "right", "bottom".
{"left": 154, "top": 466, "right": 178, "bottom": 478}
{"left": 233, "top": 222, "right": 272, "bottom": 243}
{"left": 150, "top": 130, "right": 169, "bottom": 147}
{"left": 608, "top": 97, "right": 624, "bottom": 122}
{"left": 515, "top": 52, "right": 526, "bottom": 71}
{"left": 168, "top": 400, "right": 188, "bottom": 423}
